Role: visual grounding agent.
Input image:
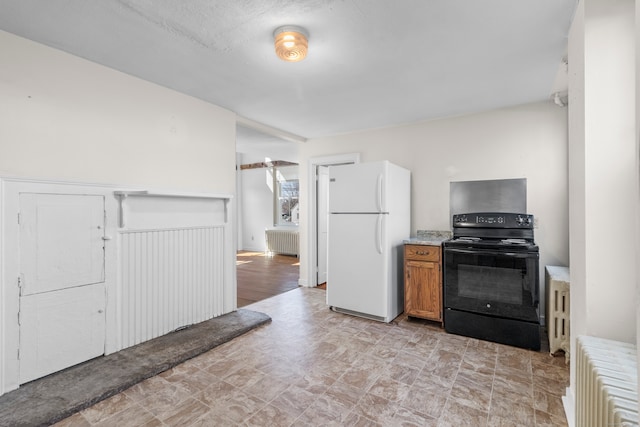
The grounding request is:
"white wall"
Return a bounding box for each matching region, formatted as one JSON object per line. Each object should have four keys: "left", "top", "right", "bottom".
{"left": 567, "top": 0, "right": 636, "bottom": 418}
{"left": 568, "top": 12, "right": 587, "bottom": 405}
{"left": 0, "top": 30, "right": 236, "bottom": 192}
{"left": 299, "top": 101, "right": 569, "bottom": 321}
{"left": 237, "top": 163, "right": 300, "bottom": 251}
{"left": 239, "top": 166, "right": 274, "bottom": 252}
{"left": 569, "top": 0, "right": 636, "bottom": 344}
{"left": 583, "top": 0, "right": 635, "bottom": 343}
{"left": 636, "top": 0, "right": 640, "bottom": 411}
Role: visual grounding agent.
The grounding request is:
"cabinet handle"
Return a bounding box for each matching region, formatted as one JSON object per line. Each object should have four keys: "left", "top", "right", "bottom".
{"left": 416, "top": 251, "right": 430, "bottom": 255}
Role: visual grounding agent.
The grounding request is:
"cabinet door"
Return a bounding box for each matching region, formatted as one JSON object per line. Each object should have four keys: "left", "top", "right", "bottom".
{"left": 20, "top": 193, "right": 105, "bottom": 295}
{"left": 18, "top": 193, "right": 106, "bottom": 384}
{"left": 405, "top": 260, "right": 441, "bottom": 321}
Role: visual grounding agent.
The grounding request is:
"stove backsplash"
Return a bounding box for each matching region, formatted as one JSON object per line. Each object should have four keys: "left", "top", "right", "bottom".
{"left": 450, "top": 178, "right": 526, "bottom": 220}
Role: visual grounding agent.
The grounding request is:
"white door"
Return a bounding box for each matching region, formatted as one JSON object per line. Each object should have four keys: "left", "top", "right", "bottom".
{"left": 19, "top": 193, "right": 106, "bottom": 384}
{"left": 327, "top": 213, "right": 387, "bottom": 318}
{"left": 317, "top": 166, "right": 329, "bottom": 284}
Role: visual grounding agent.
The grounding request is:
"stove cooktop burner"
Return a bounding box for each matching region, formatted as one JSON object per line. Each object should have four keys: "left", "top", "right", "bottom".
{"left": 446, "top": 238, "right": 537, "bottom": 249}
{"left": 500, "top": 238, "right": 529, "bottom": 245}
{"left": 454, "top": 237, "right": 481, "bottom": 242}
{"left": 449, "top": 212, "right": 536, "bottom": 247}
{"left": 450, "top": 237, "right": 531, "bottom": 245}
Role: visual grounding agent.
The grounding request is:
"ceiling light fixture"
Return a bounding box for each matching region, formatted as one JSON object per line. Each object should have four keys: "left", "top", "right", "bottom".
{"left": 273, "top": 25, "right": 309, "bottom": 62}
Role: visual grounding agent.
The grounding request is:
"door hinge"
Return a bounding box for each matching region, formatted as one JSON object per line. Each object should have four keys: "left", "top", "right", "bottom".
{"left": 17, "top": 276, "right": 23, "bottom": 296}
{"left": 17, "top": 212, "right": 20, "bottom": 224}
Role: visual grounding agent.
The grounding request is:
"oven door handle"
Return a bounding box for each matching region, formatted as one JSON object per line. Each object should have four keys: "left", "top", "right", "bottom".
{"left": 444, "top": 248, "right": 538, "bottom": 258}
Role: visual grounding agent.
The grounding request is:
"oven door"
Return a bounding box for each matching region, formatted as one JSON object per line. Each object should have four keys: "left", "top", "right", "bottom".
{"left": 443, "top": 247, "right": 539, "bottom": 323}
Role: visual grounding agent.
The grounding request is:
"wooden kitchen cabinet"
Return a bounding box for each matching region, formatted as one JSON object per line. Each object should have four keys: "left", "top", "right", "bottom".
{"left": 404, "top": 244, "right": 443, "bottom": 323}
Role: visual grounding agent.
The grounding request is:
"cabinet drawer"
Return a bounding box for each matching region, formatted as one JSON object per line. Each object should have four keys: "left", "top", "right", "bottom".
{"left": 405, "top": 244, "right": 440, "bottom": 262}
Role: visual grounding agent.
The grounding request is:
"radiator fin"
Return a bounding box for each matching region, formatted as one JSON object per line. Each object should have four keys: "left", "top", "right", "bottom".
{"left": 119, "top": 226, "right": 225, "bottom": 349}
{"left": 546, "top": 266, "right": 570, "bottom": 362}
{"left": 576, "top": 335, "right": 638, "bottom": 427}
{"left": 265, "top": 229, "right": 299, "bottom": 256}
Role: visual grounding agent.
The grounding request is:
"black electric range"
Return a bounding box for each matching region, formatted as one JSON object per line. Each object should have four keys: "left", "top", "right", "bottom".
{"left": 443, "top": 212, "right": 541, "bottom": 350}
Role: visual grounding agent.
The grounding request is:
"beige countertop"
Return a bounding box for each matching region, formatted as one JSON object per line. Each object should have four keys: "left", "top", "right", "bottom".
{"left": 404, "top": 229, "right": 452, "bottom": 246}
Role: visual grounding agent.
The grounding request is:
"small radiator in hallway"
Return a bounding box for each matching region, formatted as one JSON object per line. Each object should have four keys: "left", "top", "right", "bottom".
{"left": 546, "top": 266, "right": 570, "bottom": 361}
{"left": 576, "top": 335, "right": 638, "bottom": 427}
{"left": 119, "top": 226, "right": 226, "bottom": 349}
{"left": 265, "top": 229, "right": 299, "bottom": 256}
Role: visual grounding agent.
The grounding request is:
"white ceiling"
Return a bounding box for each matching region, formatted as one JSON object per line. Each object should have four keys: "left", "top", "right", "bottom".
{"left": 0, "top": 0, "right": 577, "bottom": 153}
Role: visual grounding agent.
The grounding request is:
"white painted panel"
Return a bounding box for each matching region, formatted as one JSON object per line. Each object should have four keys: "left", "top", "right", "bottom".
{"left": 121, "top": 196, "right": 226, "bottom": 229}
{"left": 19, "top": 193, "right": 105, "bottom": 295}
{"left": 19, "top": 283, "right": 105, "bottom": 384}
{"left": 119, "top": 226, "right": 225, "bottom": 349}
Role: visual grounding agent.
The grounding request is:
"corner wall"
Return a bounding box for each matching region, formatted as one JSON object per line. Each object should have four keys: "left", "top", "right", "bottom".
{"left": 568, "top": 0, "right": 636, "bottom": 343}
{"left": 0, "top": 30, "right": 238, "bottom": 396}
{"left": 566, "top": 0, "right": 636, "bottom": 419}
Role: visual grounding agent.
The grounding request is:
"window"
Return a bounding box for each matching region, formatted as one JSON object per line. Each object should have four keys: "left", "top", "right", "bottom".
{"left": 275, "top": 166, "right": 299, "bottom": 226}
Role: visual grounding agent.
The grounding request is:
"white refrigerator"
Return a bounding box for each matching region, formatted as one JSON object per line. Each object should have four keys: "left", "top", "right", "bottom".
{"left": 326, "top": 160, "right": 410, "bottom": 323}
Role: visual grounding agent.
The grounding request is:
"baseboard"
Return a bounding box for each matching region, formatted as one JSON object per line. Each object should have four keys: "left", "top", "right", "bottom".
{"left": 298, "top": 278, "right": 310, "bottom": 287}
{"left": 562, "top": 386, "right": 575, "bottom": 427}
{"left": 239, "top": 245, "right": 265, "bottom": 253}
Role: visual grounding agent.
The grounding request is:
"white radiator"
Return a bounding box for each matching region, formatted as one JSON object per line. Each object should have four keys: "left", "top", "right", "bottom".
{"left": 546, "top": 266, "right": 570, "bottom": 362}
{"left": 265, "top": 229, "right": 299, "bottom": 256}
{"left": 119, "top": 226, "right": 225, "bottom": 348}
{"left": 576, "top": 336, "right": 638, "bottom": 427}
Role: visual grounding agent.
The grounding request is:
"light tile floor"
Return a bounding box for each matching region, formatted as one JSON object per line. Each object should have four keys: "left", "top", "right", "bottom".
{"left": 54, "top": 288, "right": 569, "bottom": 426}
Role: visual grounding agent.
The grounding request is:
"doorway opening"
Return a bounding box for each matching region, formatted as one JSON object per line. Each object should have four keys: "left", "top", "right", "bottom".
{"left": 236, "top": 251, "right": 299, "bottom": 307}
{"left": 306, "top": 153, "right": 360, "bottom": 288}
{"left": 235, "top": 122, "right": 302, "bottom": 307}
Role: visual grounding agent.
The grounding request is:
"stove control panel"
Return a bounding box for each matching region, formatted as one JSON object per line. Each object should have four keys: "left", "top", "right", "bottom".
{"left": 515, "top": 214, "right": 533, "bottom": 227}
{"left": 453, "top": 212, "right": 534, "bottom": 229}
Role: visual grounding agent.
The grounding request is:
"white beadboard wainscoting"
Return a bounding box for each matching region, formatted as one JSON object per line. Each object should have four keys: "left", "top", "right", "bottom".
{"left": 119, "top": 226, "right": 226, "bottom": 348}
{"left": 0, "top": 178, "right": 235, "bottom": 397}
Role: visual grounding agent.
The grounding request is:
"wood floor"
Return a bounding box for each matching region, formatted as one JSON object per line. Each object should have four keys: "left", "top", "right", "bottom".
{"left": 236, "top": 251, "right": 300, "bottom": 307}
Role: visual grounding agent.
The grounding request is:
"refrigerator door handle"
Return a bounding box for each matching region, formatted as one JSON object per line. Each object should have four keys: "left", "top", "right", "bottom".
{"left": 376, "top": 214, "right": 383, "bottom": 254}
{"left": 377, "top": 173, "right": 384, "bottom": 212}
